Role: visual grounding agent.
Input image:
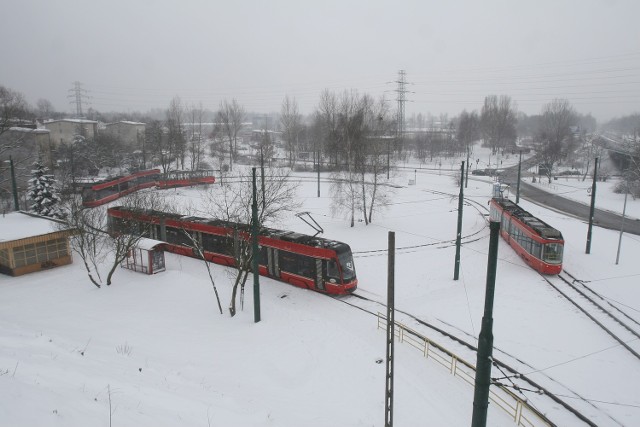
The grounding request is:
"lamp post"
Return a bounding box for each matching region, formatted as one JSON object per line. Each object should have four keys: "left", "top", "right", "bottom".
{"left": 5, "top": 156, "right": 20, "bottom": 211}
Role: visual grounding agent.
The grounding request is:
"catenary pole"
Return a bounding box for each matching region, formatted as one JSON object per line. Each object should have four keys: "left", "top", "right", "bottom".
{"left": 515, "top": 151, "right": 522, "bottom": 204}
{"left": 471, "top": 220, "right": 500, "bottom": 427}
{"left": 454, "top": 161, "right": 465, "bottom": 280}
{"left": 586, "top": 157, "right": 598, "bottom": 254}
{"left": 384, "top": 231, "right": 395, "bottom": 427}
{"left": 251, "top": 168, "right": 261, "bottom": 323}
{"left": 615, "top": 184, "right": 629, "bottom": 265}
{"left": 9, "top": 156, "right": 20, "bottom": 211}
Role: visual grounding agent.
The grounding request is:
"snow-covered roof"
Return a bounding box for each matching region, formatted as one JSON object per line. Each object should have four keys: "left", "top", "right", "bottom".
{"left": 105, "top": 121, "right": 146, "bottom": 126}
{"left": 135, "top": 238, "right": 165, "bottom": 251}
{"left": 43, "top": 119, "right": 98, "bottom": 125}
{"left": 0, "top": 212, "right": 67, "bottom": 243}
{"left": 8, "top": 127, "right": 50, "bottom": 134}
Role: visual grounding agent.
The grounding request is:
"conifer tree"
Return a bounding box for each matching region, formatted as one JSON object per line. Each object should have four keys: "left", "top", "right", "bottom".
{"left": 27, "top": 160, "right": 64, "bottom": 218}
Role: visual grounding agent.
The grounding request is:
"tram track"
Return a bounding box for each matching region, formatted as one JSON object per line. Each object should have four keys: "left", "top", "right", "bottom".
{"left": 542, "top": 270, "right": 640, "bottom": 362}
{"left": 330, "top": 291, "right": 600, "bottom": 427}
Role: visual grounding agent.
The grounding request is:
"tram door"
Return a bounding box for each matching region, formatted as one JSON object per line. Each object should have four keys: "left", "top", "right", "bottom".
{"left": 315, "top": 259, "right": 324, "bottom": 291}
{"left": 267, "top": 248, "right": 280, "bottom": 278}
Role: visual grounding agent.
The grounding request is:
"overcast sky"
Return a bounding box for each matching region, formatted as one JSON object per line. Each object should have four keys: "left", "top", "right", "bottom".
{"left": 2, "top": 0, "right": 640, "bottom": 122}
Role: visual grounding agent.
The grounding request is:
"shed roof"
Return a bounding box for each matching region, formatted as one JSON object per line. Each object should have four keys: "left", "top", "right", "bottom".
{"left": 0, "top": 212, "right": 68, "bottom": 243}
{"left": 135, "top": 238, "right": 165, "bottom": 251}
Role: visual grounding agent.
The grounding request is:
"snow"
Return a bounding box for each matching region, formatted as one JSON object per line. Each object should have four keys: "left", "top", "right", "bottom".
{"left": 0, "top": 212, "right": 64, "bottom": 242}
{"left": 1, "top": 151, "right": 640, "bottom": 426}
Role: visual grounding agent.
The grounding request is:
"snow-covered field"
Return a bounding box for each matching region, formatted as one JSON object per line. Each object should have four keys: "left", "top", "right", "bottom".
{"left": 2, "top": 153, "right": 640, "bottom": 426}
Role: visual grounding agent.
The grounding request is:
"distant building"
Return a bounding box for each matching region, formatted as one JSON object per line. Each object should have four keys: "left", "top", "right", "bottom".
{"left": 0, "top": 127, "right": 53, "bottom": 187}
{"left": 0, "top": 212, "right": 75, "bottom": 277}
{"left": 104, "top": 121, "right": 145, "bottom": 149}
{"left": 43, "top": 119, "right": 98, "bottom": 147}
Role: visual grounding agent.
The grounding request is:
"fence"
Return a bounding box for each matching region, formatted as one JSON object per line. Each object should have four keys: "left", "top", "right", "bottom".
{"left": 377, "top": 313, "right": 553, "bottom": 427}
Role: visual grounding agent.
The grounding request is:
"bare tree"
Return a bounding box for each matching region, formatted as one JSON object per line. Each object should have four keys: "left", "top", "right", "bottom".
{"left": 202, "top": 166, "right": 301, "bottom": 316}
{"left": 281, "top": 95, "right": 302, "bottom": 168}
{"left": 62, "top": 197, "right": 108, "bottom": 288}
{"left": 217, "top": 99, "right": 245, "bottom": 172}
{"left": 35, "top": 99, "right": 55, "bottom": 120}
{"left": 480, "top": 95, "right": 517, "bottom": 153}
{"left": 145, "top": 120, "right": 171, "bottom": 173}
{"left": 166, "top": 96, "right": 186, "bottom": 170}
{"left": 1, "top": 85, "right": 30, "bottom": 138}
{"left": 361, "top": 97, "right": 396, "bottom": 224}
{"left": 537, "top": 99, "right": 578, "bottom": 182}
{"left": 62, "top": 191, "right": 171, "bottom": 288}
{"left": 457, "top": 110, "right": 480, "bottom": 154}
{"left": 314, "top": 90, "right": 340, "bottom": 166}
{"left": 188, "top": 102, "right": 206, "bottom": 170}
{"left": 209, "top": 123, "right": 228, "bottom": 173}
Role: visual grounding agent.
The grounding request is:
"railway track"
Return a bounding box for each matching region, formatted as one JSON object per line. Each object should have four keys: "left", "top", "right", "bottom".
{"left": 330, "top": 291, "right": 599, "bottom": 427}
{"left": 542, "top": 270, "right": 640, "bottom": 362}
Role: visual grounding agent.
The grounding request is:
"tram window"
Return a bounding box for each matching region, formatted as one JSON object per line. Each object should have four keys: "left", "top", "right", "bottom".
{"left": 338, "top": 252, "right": 356, "bottom": 281}
{"left": 543, "top": 243, "right": 563, "bottom": 264}
{"left": 531, "top": 241, "right": 542, "bottom": 258}
{"left": 202, "top": 233, "right": 232, "bottom": 255}
{"left": 326, "top": 259, "right": 340, "bottom": 281}
{"left": 165, "top": 226, "right": 193, "bottom": 246}
{"left": 280, "top": 251, "right": 314, "bottom": 278}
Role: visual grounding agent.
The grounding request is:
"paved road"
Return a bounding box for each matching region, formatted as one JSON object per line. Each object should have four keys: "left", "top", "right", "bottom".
{"left": 500, "top": 168, "right": 640, "bottom": 236}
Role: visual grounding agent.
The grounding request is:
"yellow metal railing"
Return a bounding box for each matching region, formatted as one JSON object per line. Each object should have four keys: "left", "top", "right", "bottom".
{"left": 377, "top": 313, "right": 552, "bottom": 427}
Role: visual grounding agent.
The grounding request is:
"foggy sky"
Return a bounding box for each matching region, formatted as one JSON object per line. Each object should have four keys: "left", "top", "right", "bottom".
{"left": 2, "top": 0, "right": 640, "bottom": 122}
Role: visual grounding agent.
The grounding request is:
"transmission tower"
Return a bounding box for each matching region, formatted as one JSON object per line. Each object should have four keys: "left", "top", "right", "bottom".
{"left": 67, "top": 81, "right": 90, "bottom": 119}
{"left": 393, "top": 70, "right": 412, "bottom": 152}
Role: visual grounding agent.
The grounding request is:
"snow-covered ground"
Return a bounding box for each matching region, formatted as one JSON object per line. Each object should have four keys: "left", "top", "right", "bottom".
{"left": 2, "top": 150, "right": 640, "bottom": 426}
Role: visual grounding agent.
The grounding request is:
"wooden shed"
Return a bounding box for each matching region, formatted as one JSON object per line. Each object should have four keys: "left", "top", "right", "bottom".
{"left": 0, "top": 212, "right": 75, "bottom": 277}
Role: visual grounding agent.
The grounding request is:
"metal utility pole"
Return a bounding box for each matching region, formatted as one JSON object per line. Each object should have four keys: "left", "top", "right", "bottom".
{"left": 454, "top": 161, "right": 465, "bottom": 280}
{"left": 515, "top": 151, "right": 522, "bottom": 204}
{"left": 387, "top": 139, "right": 391, "bottom": 180}
{"left": 251, "top": 168, "right": 261, "bottom": 323}
{"left": 8, "top": 156, "right": 19, "bottom": 211}
{"left": 616, "top": 182, "right": 629, "bottom": 265}
{"left": 586, "top": 157, "right": 598, "bottom": 254}
{"left": 471, "top": 220, "right": 500, "bottom": 427}
{"left": 261, "top": 116, "right": 267, "bottom": 211}
{"left": 316, "top": 138, "right": 320, "bottom": 197}
{"left": 260, "top": 146, "right": 265, "bottom": 211}
{"left": 384, "top": 231, "right": 396, "bottom": 427}
{"left": 465, "top": 145, "right": 470, "bottom": 188}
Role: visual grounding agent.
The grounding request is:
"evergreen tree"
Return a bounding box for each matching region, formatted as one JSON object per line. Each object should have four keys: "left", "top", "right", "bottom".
{"left": 27, "top": 160, "right": 64, "bottom": 218}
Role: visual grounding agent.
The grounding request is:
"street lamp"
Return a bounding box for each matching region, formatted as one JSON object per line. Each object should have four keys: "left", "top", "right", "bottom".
{"left": 4, "top": 156, "right": 20, "bottom": 211}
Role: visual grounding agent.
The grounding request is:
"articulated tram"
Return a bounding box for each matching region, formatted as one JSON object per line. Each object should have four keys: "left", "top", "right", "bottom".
{"left": 82, "top": 169, "right": 215, "bottom": 207}
{"left": 107, "top": 206, "right": 358, "bottom": 295}
{"left": 489, "top": 192, "right": 564, "bottom": 275}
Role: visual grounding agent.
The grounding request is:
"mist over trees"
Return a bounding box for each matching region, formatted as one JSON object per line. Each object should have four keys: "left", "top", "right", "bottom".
{"left": 4, "top": 78, "right": 639, "bottom": 224}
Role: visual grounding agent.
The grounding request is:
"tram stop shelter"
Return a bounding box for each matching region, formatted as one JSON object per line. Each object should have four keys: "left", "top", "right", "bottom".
{"left": 0, "top": 211, "right": 75, "bottom": 277}
{"left": 121, "top": 238, "right": 166, "bottom": 275}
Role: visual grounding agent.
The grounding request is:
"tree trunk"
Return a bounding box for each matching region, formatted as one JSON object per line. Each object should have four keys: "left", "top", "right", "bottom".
{"left": 361, "top": 172, "right": 368, "bottom": 225}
